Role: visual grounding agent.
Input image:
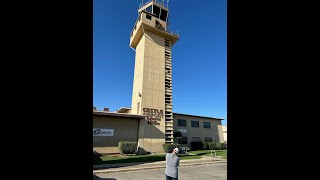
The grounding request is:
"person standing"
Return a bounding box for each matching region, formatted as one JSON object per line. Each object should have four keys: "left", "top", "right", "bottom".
{"left": 165, "top": 147, "right": 180, "bottom": 180}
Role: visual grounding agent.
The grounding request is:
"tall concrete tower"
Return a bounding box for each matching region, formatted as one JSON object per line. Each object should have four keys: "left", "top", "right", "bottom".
{"left": 130, "top": 0, "right": 179, "bottom": 153}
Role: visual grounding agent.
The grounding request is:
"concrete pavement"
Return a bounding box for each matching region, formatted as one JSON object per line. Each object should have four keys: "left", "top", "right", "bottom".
{"left": 93, "top": 156, "right": 227, "bottom": 175}
{"left": 93, "top": 163, "right": 227, "bottom": 180}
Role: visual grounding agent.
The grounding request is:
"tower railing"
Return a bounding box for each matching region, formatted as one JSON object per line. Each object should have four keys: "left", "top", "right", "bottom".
{"left": 139, "top": 0, "right": 166, "bottom": 9}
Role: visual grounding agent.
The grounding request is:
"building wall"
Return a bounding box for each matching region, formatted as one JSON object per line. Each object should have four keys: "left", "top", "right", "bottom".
{"left": 173, "top": 114, "right": 224, "bottom": 148}
{"left": 130, "top": 2, "right": 179, "bottom": 153}
{"left": 222, "top": 125, "right": 227, "bottom": 143}
{"left": 93, "top": 115, "right": 139, "bottom": 154}
{"left": 131, "top": 30, "right": 166, "bottom": 153}
{"left": 217, "top": 124, "right": 224, "bottom": 143}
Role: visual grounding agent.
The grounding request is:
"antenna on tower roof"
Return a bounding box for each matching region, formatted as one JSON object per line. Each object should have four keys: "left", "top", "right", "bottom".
{"left": 139, "top": 0, "right": 143, "bottom": 8}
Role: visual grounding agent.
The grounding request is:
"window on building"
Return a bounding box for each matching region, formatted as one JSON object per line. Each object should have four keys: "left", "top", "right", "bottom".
{"left": 203, "top": 122, "right": 211, "bottom": 128}
{"left": 192, "top": 137, "right": 201, "bottom": 142}
{"left": 191, "top": 120, "right": 199, "bottom": 128}
{"left": 173, "top": 131, "right": 182, "bottom": 138}
{"left": 160, "top": 9, "right": 168, "bottom": 21}
{"left": 204, "top": 137, "right": 212, "bottom": 142}
{"left": 153, "top": 5, "right": 160, "bottom": 19}
{"left": 146, "top": 14, "right": 152, "bottom": 20}
{"left": 178, "top": 119, "right": 186, "bottom": 127}
{"left": 178, "top": 137, "right": 188, "bottom": 144}
{"left": 145, "top": 5, "right": 152, "bottom": 13}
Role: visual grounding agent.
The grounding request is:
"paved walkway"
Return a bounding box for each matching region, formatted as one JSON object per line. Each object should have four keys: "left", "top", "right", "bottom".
{"left": 93, "top": 156, "right": 227, "bottom": 175}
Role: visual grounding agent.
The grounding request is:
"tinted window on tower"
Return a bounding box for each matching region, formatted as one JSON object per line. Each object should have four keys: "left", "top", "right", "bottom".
{"left": 153, "top": 5, "right": 160, "bottom": 18}
{"left": 146, "top": 5, "right": 152, "bottom": 13}
{"left": 160, "top": 9, "right": 167, "bottom": 21}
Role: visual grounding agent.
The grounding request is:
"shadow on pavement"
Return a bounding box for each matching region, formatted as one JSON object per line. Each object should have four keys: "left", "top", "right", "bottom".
{"left": 93, "top": 174, "right": 116, "bottom": 180}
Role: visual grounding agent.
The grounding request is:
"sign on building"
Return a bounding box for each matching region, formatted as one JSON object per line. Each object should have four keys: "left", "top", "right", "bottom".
{"left": 93, "top": 128, "right": 114, "bottom": 136}
{"left": 178, "top": 129, "right": 187, "bottom": 133}
{"left": 143, "top": 107, "right": 164, "bottom": 125}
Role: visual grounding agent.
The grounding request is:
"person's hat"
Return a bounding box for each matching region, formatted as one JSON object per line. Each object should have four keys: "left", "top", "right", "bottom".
{"left": 173, "top": 147, "right": 179, "bottom": 154}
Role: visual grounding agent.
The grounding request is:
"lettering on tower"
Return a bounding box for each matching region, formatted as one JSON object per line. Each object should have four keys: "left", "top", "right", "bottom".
{"left": 143, "top": 107, "right": 164, "bottom": 125}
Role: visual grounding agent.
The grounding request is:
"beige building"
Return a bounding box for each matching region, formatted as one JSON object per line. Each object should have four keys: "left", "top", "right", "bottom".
{"left": 93, "top": 109, "right": 224, "bottom": 154}
{"left": 222, "top": 125, "right": 227, "bottom": 143}
{"left": 93, "top": 110, "right": 144, "bottom": 154}
{"left": 129, "top": 0, "right": 179, "bottom": 153}
{"left": 93, "top": 0, "right": 225, "bottom": 155}
{"left": 173, "top": 113, "right": 224, "bottom": 147}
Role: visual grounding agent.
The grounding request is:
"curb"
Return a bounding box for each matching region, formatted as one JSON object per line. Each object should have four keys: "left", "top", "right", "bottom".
{"left": 93, "top": 160, "right": 227, "bottom": 175}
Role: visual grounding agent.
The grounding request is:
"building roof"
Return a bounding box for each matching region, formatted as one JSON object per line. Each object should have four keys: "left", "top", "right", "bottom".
{"left": 115, "top": 107, "right": 131, "bottom": 113}
{"left": 93, "top": 110, "right": 145, "bottom": 119}
{"left": 173, "top": 112, "right": 224, "bottom": 120}
{"left": 93, "top": 109, "right": 223, "bottom": 120}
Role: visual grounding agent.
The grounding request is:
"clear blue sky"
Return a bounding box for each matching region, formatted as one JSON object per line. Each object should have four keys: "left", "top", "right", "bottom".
{"left": 93, "top": 0, "right": 227, "bottom": 125}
